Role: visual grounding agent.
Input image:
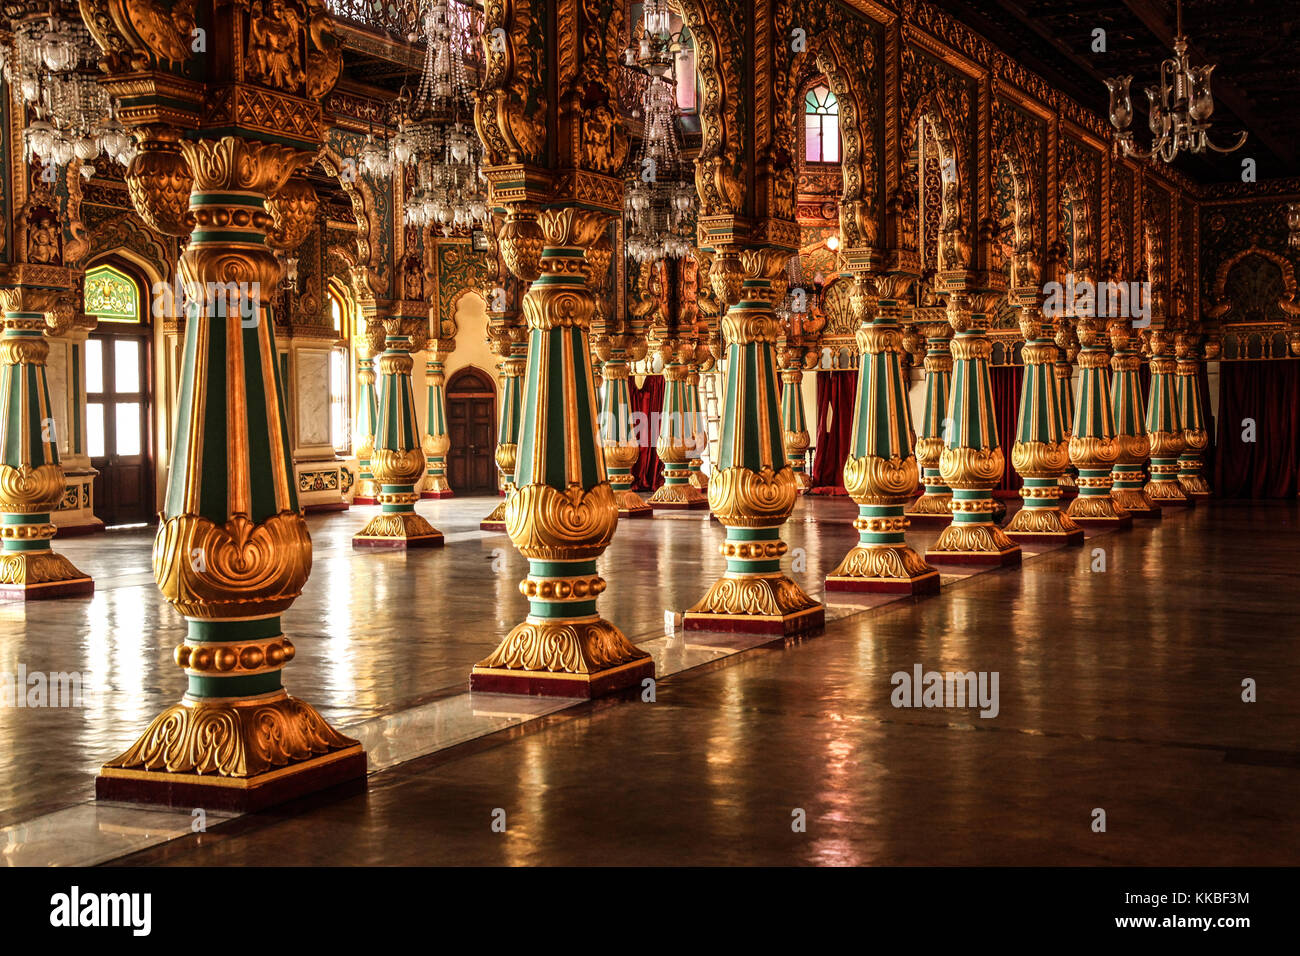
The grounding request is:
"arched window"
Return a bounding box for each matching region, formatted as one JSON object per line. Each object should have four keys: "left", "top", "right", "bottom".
{"left": 85, "top": 264, "right": 141, "bottom": 324}
{"left": 327, "top": 282, "right": 354, "bottom": 455}
{"left": 804, "top": 84, "right": 840, "bottom": 164}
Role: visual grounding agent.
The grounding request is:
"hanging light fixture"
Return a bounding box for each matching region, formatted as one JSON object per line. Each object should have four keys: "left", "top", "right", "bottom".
{"left": 1105, "top": 0, "right": 1246, "bottom": 165}
{"left": 623, "top": 5, "right": 695, "bottom": 265}
{"left": 2, "top": 7, "right": 137, "bottom": 177}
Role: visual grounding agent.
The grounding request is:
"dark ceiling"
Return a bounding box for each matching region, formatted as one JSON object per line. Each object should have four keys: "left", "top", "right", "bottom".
{"left": 931, "top": 0, "right": 1300, "bottom": 183}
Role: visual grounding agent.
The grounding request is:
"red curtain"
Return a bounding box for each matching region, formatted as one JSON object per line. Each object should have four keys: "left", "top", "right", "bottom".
{"left": 1213, "top": 360, "right": 1300, "bottom": 498}
{"left": 991, "top": 365, "right": 1024, "bottom": 494}
{"left": 629, "top": 374, "right": 665, "bottom": 492}
{"left": 810, "top": 370, "right": 856, "bottom": 494}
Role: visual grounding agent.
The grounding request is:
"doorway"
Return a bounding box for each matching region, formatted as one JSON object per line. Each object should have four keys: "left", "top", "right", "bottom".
{"left": 84, "top": 262, "right": 154, "bottom": 527}
{"left": 445, "top": 366, "right": 496, "bottom": 494}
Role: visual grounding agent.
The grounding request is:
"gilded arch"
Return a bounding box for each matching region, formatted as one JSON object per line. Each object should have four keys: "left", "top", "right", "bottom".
{"left": 675, "top": 0, "right": 745, "bottom": 218}
{"left": 316, "top": 143, "right": 382, "bottom": 303}
{"left": 1207, "top": 245, "right": 1300, "bottom": 322}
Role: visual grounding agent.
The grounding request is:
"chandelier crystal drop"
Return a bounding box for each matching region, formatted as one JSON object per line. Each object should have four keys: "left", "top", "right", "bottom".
{"left": 1105, "top": 0, "right": 1246, "bottom": 165}
{"left": 2, "top": 10, "right": 138, "bottom": 177}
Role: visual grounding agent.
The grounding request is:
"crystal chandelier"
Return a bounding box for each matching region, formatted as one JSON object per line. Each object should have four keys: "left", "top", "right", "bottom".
{"left": 359, "top": 0, "right": 490, "bottom": 236}
{"left": 1105, "top": 0, "right": 1246, "bottom": 164}
{"left": 623, "top": 5, "right": 695, "bottom": 265}
{"left": 1, "top": 8, "right": 137, "bottom": 178}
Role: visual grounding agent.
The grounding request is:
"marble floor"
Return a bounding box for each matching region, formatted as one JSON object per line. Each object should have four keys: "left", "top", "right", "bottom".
{"left": 5, "top": 493, "right": 1296, "bottom": 865}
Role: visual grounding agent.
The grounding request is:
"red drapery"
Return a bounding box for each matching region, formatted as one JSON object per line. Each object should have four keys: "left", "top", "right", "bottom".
{"left": 990, "top": 365, "right": 1024, "bottom": 494}
{"left": 810, "top": 369, "right": 856, "bottom": 495}
{"left": 1213, "top": 359, "right": 1299, "bottom": 498}
{"left": 629, "top": 374, "right": 665, "bottom": 492}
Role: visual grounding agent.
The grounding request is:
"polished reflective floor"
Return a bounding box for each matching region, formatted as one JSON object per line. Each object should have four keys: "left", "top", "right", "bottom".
{"left": 29, "top": 497, "right": 1291, "bottom": 866}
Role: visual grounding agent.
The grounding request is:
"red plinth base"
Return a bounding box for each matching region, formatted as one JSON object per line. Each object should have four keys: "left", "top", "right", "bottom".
{"left": 1072, "top": 514, "right": 1134, "bottom": 530}
{"left": 304, "top": 501, "right": 350, "bottom": 514}
{"left": 351, "top": 532, "right": 445, "bottom": 550}
{"left": 925, "top": 547, "right": 1023, "bottom": 568}
{"left": 469, "top": 657, "right": 655, "bottom": 699}
{"left": 95, "top": 746, "right": 367, "bottom": 814}
{"left": 479, "top": 520, "right": 507, "bottom": 532}
{"left": 1127, "top": 507, "right": 1162, "bottom": 520}
{"left": 53, "top": 520, "right": 105, "bottom": 537}
{"left": 617, "top": 509, "right": 655, "bottom": 519}
{"left": 421, "top": 490, "right": 455, "bottom": 499}
{"left": 1005, "top": 528, "right": 1086, "bottom": 547}
{"left": 0, "top": 576, "right": 95, "bottom": 601}
{"left": 651, "top": 499, "right": 709, "bottom": 511}
{"left": 352, "top": 496, "right": 378, "bottom": 506}
{"left": 683, "top": 604, "right": 825, "bottom": 637}
{"left": 825, "top": 571, "right": 941, "bottom": 595}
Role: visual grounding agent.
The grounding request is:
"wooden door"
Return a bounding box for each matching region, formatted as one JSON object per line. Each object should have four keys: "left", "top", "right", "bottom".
{"left": 87, "top": 332, "right": 153, "bottom": 526}
{"left": 446, "top": 367, "right": 497, "bottom": 494}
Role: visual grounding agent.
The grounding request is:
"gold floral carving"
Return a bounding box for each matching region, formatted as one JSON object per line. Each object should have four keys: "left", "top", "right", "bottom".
{"left": 356, "top": 512, "right": 441, "bottom": 540}
{"left": 828, "top": 545, "right": 935, "bottom": 581}
{"left": 475, "top": 617, "right": 648, "bottom": 674}
{"left": 506, "top": 482, "right": 619, "bottom": 559}
{"left": 687, "top": 573, "right": 820, "bottom": 618}
{"left": 125, "top": 127, "right": 195, "bottom": 237}
{"left": 102, "top": 691, "right": 358, "bottom": 778}
{"left": 152, "top": 512, "right": 311, "bottom": 619}
{"left": 939, "top": 446, "right": 1004, "bottom": 488}
{"left": 707, "top": 466, "right": 797, "bottom": 527}
{"left": 1069, "top": 435, "right": 1119, "bottom": 468}
{"left": 1010, "top": 440, "right": 1070, "bottom": 478}
{"left": 0, "top": 464, "right": 66, "bottom": 513}
{"left": 844, "top": 454, "right": 918, "bottom": 503}
{"left": 266, "top": 175, "right": 319, "bottom": 253}
{"left": 930, "top": 522, "right": 1017, "bottom": 554}
{"left": 1005, "top": 507, "right": 1080, "bottom": 535}
{"left": 370, "top": 447, "right": 427, "bottom": 486}
{"left": 0, "top": 551, "right": 90, "bottom": 586}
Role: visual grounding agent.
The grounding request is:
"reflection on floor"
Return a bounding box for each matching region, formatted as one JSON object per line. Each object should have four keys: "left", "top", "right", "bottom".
{"left": 5, "top": 497, "right": 1299, "bottom": 865}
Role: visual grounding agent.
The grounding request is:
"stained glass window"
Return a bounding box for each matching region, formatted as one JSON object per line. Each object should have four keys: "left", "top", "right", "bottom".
{"left": 85, "top": 264, "right": 140, "bottom": 324}
{"left": 804, "top": 85, "right": 840, "bottom": 164}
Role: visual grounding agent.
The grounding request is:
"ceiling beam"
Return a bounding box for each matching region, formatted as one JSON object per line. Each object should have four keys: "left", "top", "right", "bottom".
{"left": 1118, "top": 0, "right": 1295, "bottom": 169}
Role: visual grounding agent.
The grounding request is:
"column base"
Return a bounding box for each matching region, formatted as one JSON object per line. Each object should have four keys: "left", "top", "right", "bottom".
{"left": 1179, "top": 475, "right": 1212, "bottom": 499}
{"left": 352, "top": 496, "right": 378, "bottom": 506}
{"left": 1112, "top": 485, "right": 1161, "bottom": 519}
{"left": 649, "top": 482, "right": 708, "bottom": 510}
{"left": 480, "top": 497, "right": 508, "bottom": 532}
{"left": 470, "top": 616, "right": 653, "bottom": 699}
{"left": 1004, "top": 505, "right": 1085, "bottom": 546}
{"left": 904, "top": 493, "right": 952, "bottom": 527}
{"left": 352, "top": 512, "right": 445, "bottom": 549}
{"left": 616, "top": 489, "right": 654, "bottom": 518}
{"left": 791, "top": 470, "right": 811, "bottom": 494}
{"left": 825, "top": 545, "right": 941, "bottom": 594}
{"left": 1145, "top": 480, "right": 1191, "bottom": 506}
{"left": 0, "top": 552, "right": 95, "bottom": 600}
{"left": 688, "top": 470, "right": 710, "bottom": 493}
{"left": 96, "top": 691, "right": 366, "bottom": 812}
{"left": 684, "top": 572, "right": 825, "bottom": 635}
{"left": 926, "top": 522, "right": 1023, "bottom": 567}
{"left": 421, "top": 490, "right": 455, "bottom": 500}
{"left": 1067, "top": 495, "right": 1134, "bottom": 528}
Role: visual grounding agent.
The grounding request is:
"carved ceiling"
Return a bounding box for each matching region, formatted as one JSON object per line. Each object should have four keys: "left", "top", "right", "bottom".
{"left": 930, "top": 0, "right": 1300, "bottom": 182}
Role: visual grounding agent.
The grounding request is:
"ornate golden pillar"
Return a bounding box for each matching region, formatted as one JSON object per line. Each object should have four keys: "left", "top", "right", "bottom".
{"left": 1175, "top": 333, "right": 1212, "bottom": 499}
{"left": 1144, "top": 328, "right": 1189, "bottom": 505}
{"left": 481, "top": 324, "right": 528, "bottom": 531}
{"left": 779, "top": 353, "right": 812, "bottom": 494}
{"left": 470, "top": 206, "right": 652, "bottom": 697}
{"left": 1004, "top": 281, "right": 1083, "bottom": 546}
{"left": 596, "top": 333, "right": 652, "bottom": 518}
{"left": 1109, "top": 322, "right": 1160, "bottom": 518}
{"left": 97, "top": 138, "right": 363, "bottom": 808}
{"left": 422, "top": 345, "right": 453, "bottom": 498}
{"left": 904, "top": 316, "right": 955, "bottom": 526}
{"left": 352, "top": 330, "right": 381, "bottom": 504}
{"left": 925, "top": 290, "right": 1022, "bottom": 566}
{"left": 1054, "top": 319, "right": 1080, "bottom": 498}
{"left": 1065, "top": 314, "right": 1132, "bottom": 527}
{"left": 0, "top": 275, "right": 94, "bottom": 599}
{"left": 685, "top": 355, "right": 711, "bottom": 493}
{"left": 827, "top": 273, "right": 939, "bottom": 593}
{"left": 648, "top": 338, "right": 708, "bottom": 510}
{"left": 684, "top": 249, "right": 824, "bottom": 635}
{"left": 353, "top": 309, "right": 444, "bottom": 548}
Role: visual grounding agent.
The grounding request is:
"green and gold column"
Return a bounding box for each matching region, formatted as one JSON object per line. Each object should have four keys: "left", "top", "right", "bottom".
{"left": 1065, "top": 316, "right": 1131, "bottom": 527}
{"left": 648, "top": 340, "right": 708, "bottom": 510}
{"left": 1054, "top": 320, "right": 1080, "bottom": 498}
{"left": 1175, "top": 333, "right": 1212, "bottom": 499}
{"left": 780, "top": 350, "right": 812, "bottom": 494}
{"left": 482, "top": 331, "right": 527, "bottom": 531}
{"left": 422, "top": 346, "right": 453, "bottom": 498}
{"left": 596, "top": 335, "right": 652, "bottom": 518}
{"left": 827, "top": 273, "right": 939, "bottom": 593}
{"left": 686, "top": 356, "right": 711, "bottom": 494}
{"left": 352, "top": 334, "right": 380, "bottom": 504}
{"left": 470, "top": 206, "right": 652, "bottom": 697}
{"left": 97, "top": 138, "right": 363, "bottom": 809}
{"left": 925, "top": 291, "right": 1022, "bottom": 566}
{"left": 684, "top": 249, "right": 824, "bottom": 635}
{"left": 352, "top": 309, "right": 444, "bottom": 548}
{"left": 904, "top": 318, "right": 954, "bottom": 526}
{"left": 1109, "top": 323, "right": 1160, "bottom": 518}
{"left": 1143, "top": 329, "right": 1188, "bottom": 505}
{"left": 1004, "top": 292, "right": 1083, "bottom": 545}
{"left": 0, "top": 278, "right": 94, "bottom": 600}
